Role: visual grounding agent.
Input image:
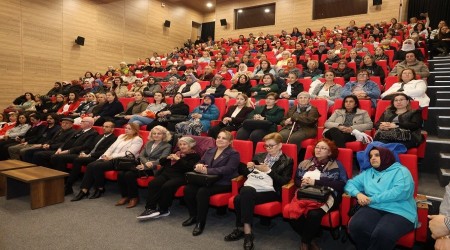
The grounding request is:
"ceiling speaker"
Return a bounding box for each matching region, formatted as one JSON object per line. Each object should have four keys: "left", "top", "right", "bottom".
{"left": 164, "top": 20, "right": 171, "bottom": 28}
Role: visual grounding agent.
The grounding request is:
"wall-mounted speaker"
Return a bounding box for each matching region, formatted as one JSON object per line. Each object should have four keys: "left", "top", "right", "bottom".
{"left": 373, "top": 0, "right": 382, "bottom": 5}
{"left": 75, "top": 36, "right": 85, "bottom": 46}
{"left": 220, "top": 19, "right": 227, "bottom": 26}
{"left": 164, "top": 20, "right": 171, "bottom": 28}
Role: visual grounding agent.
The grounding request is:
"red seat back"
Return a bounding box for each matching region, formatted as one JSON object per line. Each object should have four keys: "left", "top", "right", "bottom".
{"left": 399, "top": 154, "right": 418, "bottom": 196}
{"left": 375, "top": 99, "right": 420, "bottom": 123}
{"left": 305, "top": 145, "right": 353, "bottom": 178}
{"left": 232, "top": 140, "right": 254, "bottom": 164}
{"left": 183, "top": 98, "right": 201, "bottom": 112}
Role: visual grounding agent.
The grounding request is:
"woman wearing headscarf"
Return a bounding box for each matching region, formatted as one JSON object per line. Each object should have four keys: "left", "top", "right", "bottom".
{"left": 393, "top": 39, "right": 425, "bottom": 61}
{"left": 345, "top": 147, "right": 417, "bottom": 250}
{"left": 175, "top": 95, "right": 219, "bottom": 136}
{"left": 177, "top": 74, "right": 202, "bottom": 98}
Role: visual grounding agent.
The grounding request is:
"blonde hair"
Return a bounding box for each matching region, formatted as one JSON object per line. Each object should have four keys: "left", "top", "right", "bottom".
{"left": 150, "top": 125, "right": 172, "bottom": 142}
{"left": 123, "top": 123, "right": 140, "bottom": 140}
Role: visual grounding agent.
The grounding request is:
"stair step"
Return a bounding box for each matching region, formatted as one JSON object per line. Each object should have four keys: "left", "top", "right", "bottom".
{"left": 437, "top": 126, "right": 450, "bottom": 138}
{"left": 438, "top": 116, "right": 450, "bottom": 127}
{"left": 441, "top": 152, "right": 450, "bottom": 159}
{"left": 440, "top": 168, "right": 450, "bottom": 177}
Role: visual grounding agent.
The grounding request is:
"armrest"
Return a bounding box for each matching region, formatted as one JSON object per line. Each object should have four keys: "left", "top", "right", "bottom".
{"left": 341, "top": 193, "right": 353, "bottom": 226}
{"left": 281, "top": 181, "right": 296, "bottom": 209}
{"left": 211, "top": 120, "right": 221, "bottom": 127}
{"left": 231, "top": 175, "right": 245, "bottom": 196}
{"left": 415, "top": 194, "right": 429, "bottom": 243}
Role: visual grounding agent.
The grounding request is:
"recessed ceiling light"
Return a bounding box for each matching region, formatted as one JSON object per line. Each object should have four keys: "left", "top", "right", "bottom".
{"left": 238, "top": 9, "right": 243, "bottom": 13}
{"left": 264, "top": 8, "right": 270, "bottom": 13}
{"left": 206, "top": 2, "right": 213, "bottom": 8}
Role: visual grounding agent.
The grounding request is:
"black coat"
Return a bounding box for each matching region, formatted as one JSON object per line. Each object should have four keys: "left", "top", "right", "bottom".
{"left": 85, "top": 133, "right": 118, "bottom": 158}
{"left": 158, "top": 152, "right": 201, "bottom": 177}
{"left": 59, "top": 128, "right": 99, "bottom": 154}
{"left": 223, "top": 106, "right": 254, "bottom": 127}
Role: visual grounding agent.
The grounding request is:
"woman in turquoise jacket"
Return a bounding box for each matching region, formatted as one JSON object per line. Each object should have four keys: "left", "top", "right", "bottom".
{"left": 345, "top": 146, "right": 417, "bottom": 250}
{"left": 175, "top": 95, "right": 219, "bottom": 135}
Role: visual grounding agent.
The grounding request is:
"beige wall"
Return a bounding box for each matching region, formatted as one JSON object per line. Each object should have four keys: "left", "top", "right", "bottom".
{"left": 0, "top": 0, "right": 203, "bottom": 108}
{"left": 0, "top": 0, "right": 409, "bottom": 108}
{"left": 214, "top": 0, "right": 408, "bottom": 39}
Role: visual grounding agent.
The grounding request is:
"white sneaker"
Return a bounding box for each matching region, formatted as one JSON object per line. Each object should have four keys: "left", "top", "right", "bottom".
{"left": 137, "top": 209, "right": 158, "bottom": 220}
{"left": 153, "top": 210, "right": 170, "bottom": 218}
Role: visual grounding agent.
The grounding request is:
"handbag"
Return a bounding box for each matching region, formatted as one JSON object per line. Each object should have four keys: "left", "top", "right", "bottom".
{"left": 185, "top": 171, "right": 221, "bottom": 187}
{"left": 112, "top": 151, "right": 140, "bottom": 171}
{"left": 296, "top": 185, "right": 333, "bottom": 203}
{"left": 374, "top": 128, "right": 411, "bottom": 141}
{"left": 168, "top": 114, "right": 188, "bottom": 122}
{"left": 242, "top": 119, "right": 273, "bottom": 130}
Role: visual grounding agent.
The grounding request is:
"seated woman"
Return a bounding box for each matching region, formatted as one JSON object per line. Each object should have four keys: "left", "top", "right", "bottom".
{"left": 341, "top": 69, "right": 381, "bottom": 107}
{"left": 278, "top": 58, "right": 302, "bottom": 79}
{"left": 324, "top": 95, "right": 373, "bottom": 148}
{"left": 113, "top": 91, "right": 149, "bottom": 128}
{"left": 7, "top": 92, "right": 36, "bottom": 113}
{"left": 198, "top": 65, "right": 215, "bottom": 81}
{"left": 175, "top": 95, "right": 219, "bottom": 136}
{"left": 288, "top": 139, "right": 348, "bottom": 250}
{"left": 279, "top": 72, "right": 304, "bottom": 102}
{"left": 276, "top": 51, "right": 293, "bottom": 69}
{"left": 374, "top": 46, "right": 389, "bottom": 62}
{"left": 208, "top": 93, "right": 254, "bottom": 139}
{"left": 199, "top": 75, "right": 227, "bottom": 98}
{"left": 360, "top": 55, "right": 385, "bottom": 83}
{"left": 146, "top": 93, "right": 189, "bottom": 132}
{"left": 57, "top": 92, "right": 81, "bottom": 117}
{"left": 374, "top": 93, "right": 423, "bottom": 149}
{"left": 279, "top": 92, "right": 319, "bottom": 147}
{"left": 346, "top": 49, "right": 363, "bottom": 70}
{"left": 332, "top": 59, "right": 355, "bottom": 82}
{"left": 113, "top": 77, "right": 129, "bottom": 98}
{"left": 345, "top": 147, "right": 417, "bottom": 250}
{"left": 163, "top": 76, "right": 181, "bottom": 97}
{"left": 71, "top": 123, "right": 143, "bottom": 201}
{"left": 178, "top": 74, "right": 202, "bottom": 98}
{"left": 136, "top": 136, "right": 200, "bottom": 220}
{"left": 310, "top": 70, "right": 343, "bottom": 107}
{"left": 302, "top": 60, "right": 323, "bottom": 80}
{"left": 0, "top": 113, "right": 30, "bottom": 144}
{"left": 116, "top": 126, "right": 172, "bottom": 209}
{"left": 183, "top": 131, "right": 240, "bottom": 236}
{"left": 252, "top": 60, "right": 277, "bottom": 81}
{"left": 128, "top": 91, "right": 167, "bottom": 126}
{"left": 231, "top": 64, "right": 254, "bottom": 84}
{"left": 218, "top": 64, "right": 233, "bottom": 80}
{"left": 236, "top": 92, "right": 284, "bottom": 148}
{"left": 224, "top": 132, "right": 293, "bottom": 250}
{"left": 70, "top": 92, "right": 97, "bottom": 119}
{"left": 224, "top": 74, "right": 252, "bottom": 102}
{"left": 394, "top": 39, "right": 425, "bottom": 61}
{"left": 93, "top": 91, "right": 124, "bottom": 126}
{"left": 249, "top": 73, "right": 279, "bottom": 102}
{"left": 381, "top": 68, "right": 429, "bottom": 108}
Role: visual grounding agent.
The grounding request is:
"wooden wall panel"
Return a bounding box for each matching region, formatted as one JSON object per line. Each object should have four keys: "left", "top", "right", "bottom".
{"left": 0, "top": 0, "right": 22, "bottom": 104}
{"left": 215, "top": 0, "right": 405, "bottom": 40}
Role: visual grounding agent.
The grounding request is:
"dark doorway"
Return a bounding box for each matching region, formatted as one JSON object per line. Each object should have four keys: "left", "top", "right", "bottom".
{"left": 201, "top": 22, "right": 215, "bottom": 42}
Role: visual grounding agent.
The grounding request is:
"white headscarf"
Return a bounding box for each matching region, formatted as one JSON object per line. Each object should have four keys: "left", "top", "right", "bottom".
{"left": 401, "top": 39, "right": 415, "bottom": 52}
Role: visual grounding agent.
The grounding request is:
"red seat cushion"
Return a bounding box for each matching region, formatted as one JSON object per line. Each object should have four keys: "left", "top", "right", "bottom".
{"left": 254, "top": 202, "right": 281, "bottom": 217}
{"left": 137, "top": 176, "right": 155, "bottom": 188}
{"left": 104, "top": 170, "right": 118, "bottom": 181}
{"left": 175, "top": 185, "right": 185, "bottom": 198}
{"left": 210, "top": 193, "right": 232, "bottom": 207}
{"left": 397, "top": 231, "right": 415, "bottom": 248}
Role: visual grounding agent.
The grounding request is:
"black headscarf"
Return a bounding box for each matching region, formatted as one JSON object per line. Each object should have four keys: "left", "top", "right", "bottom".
{"left": 369, "top": 147, "right": 396, "bottom": 172}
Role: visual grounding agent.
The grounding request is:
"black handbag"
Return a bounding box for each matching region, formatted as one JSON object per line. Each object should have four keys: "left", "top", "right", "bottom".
{"left": 374, "top": 128, "right": 411, "bottom": 141}
{"left": 113, "top": 151, "right": 140, "bottom": 171}
{"left": 296, "top": 185, "right": 333, "bottom": 203}
{"left": 185, "top": 171, "right": 221, "bottom": 187}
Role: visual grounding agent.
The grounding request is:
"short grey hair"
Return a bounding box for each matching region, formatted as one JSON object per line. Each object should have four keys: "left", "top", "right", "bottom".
{"left": 178, "top": 136, "right": 196, "bottom": 148}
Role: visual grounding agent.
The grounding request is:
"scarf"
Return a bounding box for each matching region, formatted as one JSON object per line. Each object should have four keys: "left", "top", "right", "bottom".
{"left": 296, "top": 104, "right": 311, "bottom": 113}
{"left": 309, "top": 157, "right": 331, "bottom": 172}
{"left": 370, "top": 147, "right": 396, "bottom": 172}
{"left": 198, "top": 104, "right": 210, "bottom": 113}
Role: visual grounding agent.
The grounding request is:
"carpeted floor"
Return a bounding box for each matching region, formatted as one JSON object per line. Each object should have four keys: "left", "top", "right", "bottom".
{"left": 1, "top": 182, "right": 359, "bottom": 250}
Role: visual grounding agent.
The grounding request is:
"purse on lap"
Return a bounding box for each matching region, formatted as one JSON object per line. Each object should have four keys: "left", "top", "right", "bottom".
{"left": 185, "top": 171, "right": 221, "bottom": 187}
{"left": 296, "top": 185, "right": 333, "bottom": 203}
{"left": 112, "top": 151, "right": 140, "bottom": 171}
{"left": 242, "top": 119, "right": 273, "bottom": 130}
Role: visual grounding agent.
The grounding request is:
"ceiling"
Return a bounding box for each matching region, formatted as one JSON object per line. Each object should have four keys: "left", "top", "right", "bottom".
{"left": 164, "top": 0, "right": 215, "bottom": 14}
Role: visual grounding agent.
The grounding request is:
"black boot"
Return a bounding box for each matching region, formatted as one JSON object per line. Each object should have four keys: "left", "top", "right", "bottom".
{"left": 182, "top": 217, "right": 197, "bottom": 227}
{"left": 89, "top": 188, "right": 105, "bottom": 199}
{"left": 71, "top": 190, "right": 89, "bottom": 202}
{"left": 243, "top": 233, "right": 254, "bottom": 250}
{"left": 192, "top": 222, "right": 205, "bottom": 236}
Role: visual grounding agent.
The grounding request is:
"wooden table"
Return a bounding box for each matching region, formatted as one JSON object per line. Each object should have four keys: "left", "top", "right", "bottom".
{"left": 0, "top": 160, "right": 36, "bottom": 196}
{"left": 2, "top": 166, "right": 68, "bottom": 209}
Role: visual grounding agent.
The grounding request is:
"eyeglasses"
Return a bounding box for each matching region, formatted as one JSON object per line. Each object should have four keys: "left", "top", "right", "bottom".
{"left": 315, "top": 146, "right": 329, "bottom": 151}
{"left": 263, "top": 144, "right": 278, "bottom": 149}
